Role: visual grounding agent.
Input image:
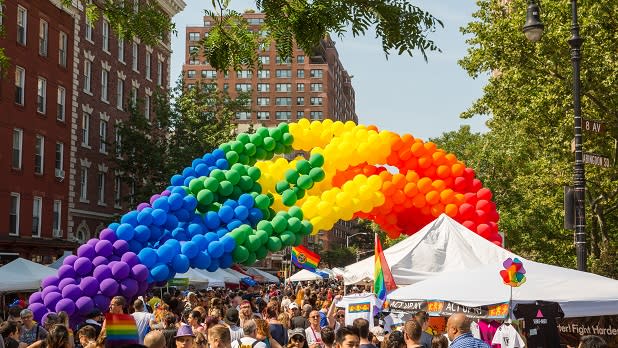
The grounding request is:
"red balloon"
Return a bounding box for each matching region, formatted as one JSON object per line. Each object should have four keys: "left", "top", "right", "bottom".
{"left": 471, "top": 179, "right": 483, "bottom": 192}
{"left": 464, "top": 192, "right": 478, "bottom": 205}
{"left": 463, "top": 167, "right": 476, "bottom": 180}
{"left": 458, "top": 203, "right": 475, "bottom": 219}
{"left": 476, "top": 199, "right": 491, "bottom": 212}
{"left": 489, "top": 233, "right": 503, "bottom": 245}
{"left": 477, "top": 188, "right": 493, "bottom": 201}
{"left": 488, "top": 221, "right": 498, "bottom": 233}
{"left": 462, "top": 220, "right": 477, "bottom": 231}
{"left": 477, "top": 224, "right": 491, "bottom": 237}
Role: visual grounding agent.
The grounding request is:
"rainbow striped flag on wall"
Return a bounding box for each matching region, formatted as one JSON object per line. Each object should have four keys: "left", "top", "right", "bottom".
{"left": 374, "top": 234, "right": 397, "bottom": 304}
{"left": 104, "top": 313, "right": 139, "bottom": 347}
{"left": 292, "top": 245, "right": 320, "bottom": 270}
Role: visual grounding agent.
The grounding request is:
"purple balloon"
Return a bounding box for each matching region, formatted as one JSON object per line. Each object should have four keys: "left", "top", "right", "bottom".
{"left": 43, "top": 292, "right": 63, "bottom": 310}
{"left": 73, "top": 257, "right": 93, "bottom": 276}
{"left": 79, "top": 277, "right": 100, "bottom": 297}
{"left": 61, "top": 284, "right": 82, "bottom": 301}
{"left": 62, "top": 255, "right": 79, "bottom": 267}
{"left": 111, "top": 261, "right": 130, "bottom": 280}
{"left": 99, "top": 228, "right": 118, "bottom": 242}
{"left": 150, "top": 194, "right": 161, "bottom": 205}
{"left": 121, "top": 252, "right": 139, "bottom": 267}
{"left": 161, "top": 190, "right": 172, "bottom": 197}
{"left": 137, "top": 281, "right": 149, "bottom": 295}
{"left": 55, "top": 298, "right": 76, "bottom": 316}
{"left": 95, "top": 240, "right": 114, "bottom": 257}
{"left": 29, "top": 292, "right": 43, "bottom": 304}
{"left": 41, "top": 276, "right": 60, "bottom": 288}
{"left": 112, "top": 239, "right": 129, "bottom": 256}
{"left": 93, "top": 265, "right": 112, "bottom": 282}
{"left": 75, "top": 296, "right": 94, "bottom": 316}
{"left": 120, "top": 278, "right": 138, "bottom": 298}
{"left": 93, "top": 294, "right": 110, "bottom": 311}
{"left": 87, "top": 238, "right": 100, "bottom": 247}
{"left": 30, "top": 302, "right": 48, "bottom": 322}
{"left": 137, "top": 202, "right": 150, "bottom": 211}
{"left": 92, "top": 256, "right": 109, "bottom": 267}
{"left": 57, "top": 265, "right": 76, "bottom": 279}
{"left": 77, "top": 244, "right": 96, "bottom": 259}
{"left": 42, "top": 286, "right": 60, "bottom": 298}
{"left": 58, "top": 278, "right": 77, "bottom": 290}
{"left": 131, "top": 264, "right": 149, "bottom": 282}
{"left": 100, "top": 278, "right": 119, "bottom": 297}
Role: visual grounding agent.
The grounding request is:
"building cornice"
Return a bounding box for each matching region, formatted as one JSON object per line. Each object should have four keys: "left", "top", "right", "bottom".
{"left": 156, "top": 0, "right": 186, "bottom": 17}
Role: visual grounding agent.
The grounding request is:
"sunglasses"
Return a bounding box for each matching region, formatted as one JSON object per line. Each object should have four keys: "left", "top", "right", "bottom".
{"left": 291, "top": 336, "right": 305, "bottom": 341}
{"left": 310, "top": 316, "right": 320, "bottom": 318}
{"left": 336, "top": 315, "right": 345, "bottom": 318}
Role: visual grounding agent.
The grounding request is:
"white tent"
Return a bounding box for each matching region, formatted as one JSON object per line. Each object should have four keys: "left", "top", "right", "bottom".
{"left": 246, "top": 267, "right": 280, "bottom": 284}
{"left": 222, "top": 268, "right": 249, "bottom": 283}
{"left": 332, "top": 268, "right": 345, "bottom": 277}
{"left": 388, "top": 260, "right": 618, "bottom": 318}
{"left": 48, "top": 251, "right": 73, "bottom": 269}
{"left": 287, "top": 269, "right": 322, "bottom": 282}
{"left": 0, "top": 258, "right": 57, "bottom": 292}
{"left": 175, "top": 268, "right": 225, "bottom": 287}
{"left": 200, "top": 269, "right": 233, "bottom": 286}
{"left": 343, "top": 214, "right": 517, "bottom": 286}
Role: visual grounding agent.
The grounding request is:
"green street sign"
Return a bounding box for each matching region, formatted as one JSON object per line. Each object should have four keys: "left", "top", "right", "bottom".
{"left": 168, "top": 278, "right": 190, "bottom": 287}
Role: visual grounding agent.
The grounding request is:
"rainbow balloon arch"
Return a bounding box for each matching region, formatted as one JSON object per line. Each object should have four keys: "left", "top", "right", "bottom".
{"left": 29, "top": 120, "right": 500, "bottom": 323}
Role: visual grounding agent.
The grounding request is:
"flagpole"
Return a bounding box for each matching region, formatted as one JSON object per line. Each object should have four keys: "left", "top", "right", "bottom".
{"left": 288, "top": 246, "right": 293, "bottom": 288}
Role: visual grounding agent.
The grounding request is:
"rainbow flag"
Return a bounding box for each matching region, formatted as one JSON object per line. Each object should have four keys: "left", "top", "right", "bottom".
{"left": 374, "top": 234, "right": 397, "bottom": 304}
{"left": 292, "top": 245, "right": 320, "bottom": 270}
{"left": 104, "top": 313, "right": 139, "bottom": 347}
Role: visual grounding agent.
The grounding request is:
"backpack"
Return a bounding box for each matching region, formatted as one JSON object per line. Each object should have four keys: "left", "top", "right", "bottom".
{"left": 237, "top": 338, "right": 260, "bottom": 348}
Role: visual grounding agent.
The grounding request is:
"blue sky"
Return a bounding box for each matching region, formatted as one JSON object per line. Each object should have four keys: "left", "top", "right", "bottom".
{"left": 170, "top": 0, "right": 490, "bottom": 141}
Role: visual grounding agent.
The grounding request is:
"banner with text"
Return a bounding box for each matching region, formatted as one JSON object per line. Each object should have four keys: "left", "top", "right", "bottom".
{"left": 389, "top": 299, "right": 510, "bottom": 320}
{"left": 558, "top": 316, "right": 618, "bottom": 348}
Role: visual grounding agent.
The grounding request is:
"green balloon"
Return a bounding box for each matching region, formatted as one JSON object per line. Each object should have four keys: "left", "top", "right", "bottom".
{"left": 280, "top": 231, "right": 295, "bottom": 246}
{"left": 284, "top": 169, "right": 299, "bottom": 184}
{"left": 275, "top": 181, "right": 290, "bottom": 195}
{"left": 182, "top": 186, "right": 191, "bottom": 195}
{"left": 250, "top": 133, "right": 264, "bottom": 146}
{"left": 256, "top": 127, "right": 270, "bottom": 139}
{"left": 219, "top": 143, "right": 232, "bottom": 153}
{"left": 230, "top": 141, "right": 244, "bottom": 153}
{"left": 255, "top": 229, "right": 269, "bottom": 244}
{"left": 238, "top": 176, "right": 254, "bottom": 191}
{"left": 283, "top": 144, "right": 294, "bottom": 154}
{"left": 203, "top": 177, "right": 219, "bottom": 192}
{"left": 189, "top": 178, "right": 205, "bottom": 194}
{"left": 256, "top": 220, "right": 273, "bottom": 234}
{"left": 255, "top": 246, "right": 269, "bottom": 260}
{"left": 288, "top": 206, "right": 304, "bottom": 220}
{"left": 211, "top": 202, "right": 222, "bottom": 212}
{"left": 197, "top": 189, "right": 214, "bottom": 206}
{"left": 225, "top": 170, "right": 240, "bottom": 185}
{"left": 296, "top": 160, "right": 311, "bottom": 174}
{"left": 247, "top": 235, "right": 261, "bottom": 252}
{"left": 225, "top": 151, "right": 239, "bottom": 165}
{"left": 254, "top": 194, "right": 271, "bottom": 210}
{"left": 196, "top": 204, "right": 210, "bottom": 213}
{"left": 274, "top": 142, "right": 286, "bottom": 154}
{"left": 309, "top": 153, "right": 325, "bottom": 167}
{"left": 277, "top": 122, "right": 289, "bottom": 133}
{"left": 268, "top": 207, "right": 276, "bottom": 219}
{"left": 271, "top": 216, "right": 288, "bottom": 234}
{"left": 269, "top": 127, "right": 282, "bottom": 140}
{"left": 287, "top": 217, "right": 302, "bottom": 233}
{"left": 247, "top": 167, "right": 261, "bottom": 181}
{"left": 251, "top": 182, "right": 262, "bottom": 194}
{"left": 218, "top": 180, "right": 234, "bottom": 196}
{"left": 210, "top": 169, "right": 226, "bottom": 182}
{"left": 229, "top": 227, "right": 248, "bottom": 245}
{"left": 282, "top": 133, "right": 294, "bottom": 145}
{"left": 238, "top": 154, "right": 250, "bottom": 165}
{"left": 237, "top": 133, "right": 251, "bottom": 144}
{"left": 265, "top": 150, "right": 276, "bottom": 161}
{"left": 244, "top": 143, "right": 257, "bottom": 156}
{"left": 255, "top": 148, "right": 268, "bottom": 160}
{"left": 243, "top": 252, "right": 257, "bottom": 266}
{"left": 261, "top": 208, "right": 271, "bottom": 220}
{"left": 231, "top": 163, "right": 247, "bottom": 175}
{"left": 292, "top": 186, "right": 305, "bottom": 199}
{"left": 232, "top": 245, "right": 249, "bottom": 263}
{"left": 309, "top": 167, "right": 325, "bottom": 182}
{"left": 293, "top": 233, "right": 304, "bottom": 246}
{"left": 297, "top": 175, "right": 314, "bottom": 190}
{"left": 233, "top": 186, "right": 245, "bottom": 199}
{"left": 301, "top": 220, "right": 313, "bottom": 235}
{"left": 266, "top": 236, "right": 283, "bottom": 252}
{"left": 263, "top": 137, "right": 276, "bottom": 151}
{"left": 281, "top": 190, "right": 297, "bottom": 206}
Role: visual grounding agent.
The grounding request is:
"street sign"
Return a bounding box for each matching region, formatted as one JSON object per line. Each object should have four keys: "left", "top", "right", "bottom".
{"left": 168, "top": 278, "right": 189, "bottom": 287}
{"left": 583, "top": 152, "right": 612, "bottom": 168}
{"left": 582, "top": 119, "right": 606, "bottom": 134}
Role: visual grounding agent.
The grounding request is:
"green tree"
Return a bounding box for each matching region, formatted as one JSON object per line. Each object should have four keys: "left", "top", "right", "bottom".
{"left": 113, "top": 81, "right": 249, "bottom": 204}
{"left": 456, "top": 0, "right": 618, "bottom": 274}
{"left": 322, "top": 248, "right": 356, "bottom": 268}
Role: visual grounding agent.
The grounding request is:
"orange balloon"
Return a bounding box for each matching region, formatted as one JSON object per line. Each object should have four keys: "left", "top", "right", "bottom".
{"left": 425, "top": 191, "right": 440, "bottom": 205}
{"left": 392, "top": 190, "right": 406, "bottom": 205}
{"left": 417, "top": 177, "right": 433, "bottom": 193}
{"left": 445, "top": 203, "right": 458, "bottom": 217}
{"left": 418, "top": 155, "right": 433, "bottom": 169}
{"left": 367, "top": 125, "right": 378, "bottom": 132}
{"left": 424, "top": 142, "right": 437, "bottom": 153}
{"left": 411, "top": 142, "right": 425, "bottom": 156}
{"left": 404, "top": 182, "right": 419, "bottom": 197}
{"left": 412, "top": 194, "right": 426, "bottom": 208}
{"left": 436, "top": 165, "right": 451, "bottom": 179}
{"left": 432, "top": 151, "right": 447, "bottom": 166}
{"left": 405, "top": 170, "right": 419, "bottom": 182}
{"left": 432, "top": 179, "right": 446, "bottom": 191}
{"left": 451, "top": 163, "right": 465, "bottom": 177}
{"left": 392, "top": 174, "right": 406, "bottom": 189}
{"left": 382, "top": 181, "right": 397, "bottom": 196}
{"left": 440, "top": 189, "right": 455, "bottom": 204}
{"left": 431, "top": 203, "right": 445, "bottom": 217}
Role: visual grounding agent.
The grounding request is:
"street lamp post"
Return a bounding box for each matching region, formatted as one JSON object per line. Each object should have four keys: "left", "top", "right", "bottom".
{"left": 346, "top": 232, "right": 371, "bottom": 248}
{"left": 523, "top": 0, "right": 587, "bottom": 271}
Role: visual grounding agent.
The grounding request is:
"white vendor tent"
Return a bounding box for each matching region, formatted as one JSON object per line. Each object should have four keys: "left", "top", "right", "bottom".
{"left": 287, "top": 269, "right": 323, "bottom": 282}
{"left": 222, "top": 268, "right": 251, "bottom": 283}
{"left": 332, "top": 268, "right": 345, "bottom": 277}
{"left": 343, "top": 214, "right": 517, "bottom": 286}
{"left": 0, "top": 258, "right": 57, "bottom": 292}
{"left": 246, "top": 267, "right": 280, "bottom": 284}
{"left": 204, "top": 269, "right": 237, "bottom": 285}
{"left": 176, "top": 268, "right": 225, "bottom": 287}
{"left": 388, "top": 260, "right": 618, "bottom": 318}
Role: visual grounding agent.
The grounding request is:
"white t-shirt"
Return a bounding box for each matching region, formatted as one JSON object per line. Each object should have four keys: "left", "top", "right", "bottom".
{"left": 470, "top": 321, "right": 481, "bottom": 339}
{"left": 305, "top": 326, "right": 323, "bottom": 347}
{"left": 231, "top": 337, "right": 267, "bottom": 348}
{"left": 229, "top": 325, "right": 245, "bottom": 342}
{"left": 131, "top": 311, "right": 154, "bottom": 344}
{"left": 491, "top": 324, "right": 525, "bottom": 348}
{"left": 337, "top": 294, "right": 377, "bottom": 330}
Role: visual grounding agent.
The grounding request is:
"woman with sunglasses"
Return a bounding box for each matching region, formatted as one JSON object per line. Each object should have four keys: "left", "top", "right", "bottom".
{"left": 305, "top": 311, "right": 323, "bottom": 348}
{"left": 287, "top": 329, "right": 308, "bottom": 348}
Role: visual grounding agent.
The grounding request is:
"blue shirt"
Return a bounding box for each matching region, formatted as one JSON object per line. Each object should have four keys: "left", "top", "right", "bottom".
{"left": 450, "top": 333, "right": 491, "bottom": 348}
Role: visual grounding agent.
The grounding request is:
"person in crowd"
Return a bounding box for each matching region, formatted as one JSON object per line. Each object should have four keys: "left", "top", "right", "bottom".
{"left": 174, "top": 325, "right": 195, "bottom": 348}
{"left": 231, "top": 320, "right": 267, "bottom": 348}
{"left": 76, "top": 309, "right": 103, "bottom": 340}
{"left": 321, "top": 327, "right": 335, "bottom": 348}
{"left": 265, "top": 302, "right": 287, "bottom": 347}
{"left": 7, "top": 306, "right": 22, "bottom": 323}
{"left": 19, "top": 309, "right": 48, "bottom": 345}
{"left": 578, "top": 335, "right": 608, "bottom": 348}
{"left": 240, "top": 302, "right": 254, "bottom": 326}
{"left": 144, "top": 330, "right": 166, "bottom": 348}
{"left": 187, "top": 311, "right": 205, "bottom": 334}
{"left": 255, "top": 319, "right": 282, "bottom": 348}
{"left": 0, "top": 321, "right": 21, "bottom": 348}
{"left": 305, "top": 311, "right": 323, "bottom": 348}
{"left": 278, "top": 313, "right": 290, "bottom": 332}
{"left": 194, "top": 332, "right": 207, "bottom": 348}
{"left": 133, "top": 299, "right": 156, "bottom": 344}
{"left": 208, "top": 324, "right": 232, "bottom": 348}
{"left": 382, "top": 331, "right": 405, "bottom": 348}
{"left": 412, "top": 312, "right": 432, "bottom": 348}
{"left": 326, "top": 296, "right": 343, "bottom": 333}
{"left": 289, "top": 305, "right": 307, "bottom": 330}
{"left": 43, "top": 313, "right": 60, "bottom": 332}
{"left": 185, "top": 293, "right": 199, "bottom": 313}
{"left": 403, "top": 320, "right": 423, "bottom": 348}
{"left": 225, "top": 309, "right": 244, "bottom": 342}
{"left": 369, "top": 327, "right": 384, "bottom": 347}
{"left": 33, "top": 324, "right": 71, "bottom": 348}
{"left": 162, "top": 313, "right": 180, "bottom": 348}
{"left": 445, "top": 313, "right": 489, "bottom": 348}
{"left": 76, "top": 326, "right": 97, "bottom": 348}
{"left": 287, "top": 328, "right": 308, "bottom": 348}
{"left": 352, "top": 319, "right": 374, "bottom": 348}
{"left": 430, "top": 336, "right": 447, "bottom": 348}
{"left": 334, "top": 326, "right": 359, "bottom": 348}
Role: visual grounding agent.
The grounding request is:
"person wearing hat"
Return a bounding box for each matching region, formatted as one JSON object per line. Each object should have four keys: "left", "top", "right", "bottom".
{"left": 288, "top": 303, "right": 308, "bottom": 330}
{"left": 288, "top": 328, "right": 308, "bottom": 348}
{"left": 18, "top": 308, "right": 48, "bottom": 345}
{"left": 175, "top": 324, "right": 195, "bottom": 348}
{"left": 225, "top": 308, "right": 244, "bottom": 342}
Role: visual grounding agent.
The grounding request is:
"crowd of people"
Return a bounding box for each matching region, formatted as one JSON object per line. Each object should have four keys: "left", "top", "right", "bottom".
{"left": 0, "top": 280, "right": 609, "bottom": 348}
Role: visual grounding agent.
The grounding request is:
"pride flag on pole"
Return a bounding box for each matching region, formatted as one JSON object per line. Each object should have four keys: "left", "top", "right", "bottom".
{"left": 292, "top": 245, "right": 320, "bottom": 270}
{"left": 374, "top": 234, "right": 397, "bottom": 304}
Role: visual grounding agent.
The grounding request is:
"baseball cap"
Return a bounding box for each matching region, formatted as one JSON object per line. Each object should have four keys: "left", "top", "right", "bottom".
{"left": 288, "top": 303, "right": 299, "bottom": 310}
{"left": 225, "top": 308, "right": 239, "bottom": 325}
{"left": 370, "top": 327, "right": 385, "bottom": 342}
{"left": 289, "top": 328, "right": 305, "bottom": 339}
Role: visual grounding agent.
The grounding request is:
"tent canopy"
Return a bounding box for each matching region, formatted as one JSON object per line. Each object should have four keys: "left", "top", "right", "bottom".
{"left": 287, "top": 269, "right": 323, "bottom": 282}
{"left": 246, "top": 267, "right": 280, "bottom": 284}
{"left": 388, "top": 260, "right": 618, "bottom": 318}
{"left": 175, "top": 268, "right": 225, "bottom": 288}
{"left": 0, "top": 258, "right": 57, "bottom": 292}
{"left": 343, "top": 214, "right": 517, "bottom": 286}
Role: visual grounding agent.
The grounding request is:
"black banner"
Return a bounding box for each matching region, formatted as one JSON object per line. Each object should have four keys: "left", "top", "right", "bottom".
{"left": 389, "top": 299, "right": 510, "bottom": 320}
{"left": 558, "top": 316, "right": 618, "bottom": 348}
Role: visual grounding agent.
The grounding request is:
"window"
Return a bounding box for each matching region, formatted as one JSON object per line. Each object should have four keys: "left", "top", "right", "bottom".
{"left": 34, "top": 135, "right": 44, "bottom": 174}
{"left": 275, "top": 111, "right": 291, "bottom": 120}
{"left": 186, "top": 70, "right": 196, "bottom": 78}
{"left": 55, "top": 142, "right": 64, "bottom": 172}
{"left": 310, "top": 111, "right": 323, "bottom": 120}
{"left": 297, "top": 55, "right": 305, "bottom": 63}
{"left": 9, "top": 193, "right": 20, "bottom": 236}
{"left": 296, "top": 97, "right": 304, "bottom": 105}
{"left": 114, "top": 175, "right": 122, "bottom": 208}
{"left": 297, "top": 111, "right": 304, "bottom": 118}
{"left": 223, "top": 83, "right": 229, "bottom": 91}
{"left": 276, "top": 56, "right": 291, "bottom": 64}
{"left": 157, "top": 61, "right": 162, "bottom": 86}
{"left": 101, "top": 70, "right": 109, "bottom": 102}
{"left": 188, "top": 58, "right": 199, "bottom": 65}
{"left": 97, "top": 172, "right": 106, "bottom": 204}
{"left": 53, "top": 200, "right": 62, "bottom": 235}
{"left": 235, "top": 83, "right": 251, "bottom": 92}
{"left": 130, "top": 87, "right": 137, "bottom": 108}
{"left": 12, "top": 129, "right": 23, "bottom": 169}
{"left": 297, "top": 69, "right": 305, "bottom": 78}
{"left": 80, "top": 167, "right": 88, "bottom": 201}
{"left": 257, "top": 83, "right": 270, "bottom": 92}
{"left": 32, "top": 196, "right": 42, "bottom": 237}
{"left": 118, "top": 38, "right": 125, "bottom": 62}
{"left": 311, "top": 83, "right": 323, "bottom": 92}
{"left": 257, "top": 111, "right": 269, "bottom": 120}
{"left": 275, "top": 69, "right": 291, "bottom": 78}
{"left": 188, "top": 45, "right": 198, "bottom": 54}
{"left": 132, "top": 41, "right": 139, "bottom": 71}
{"left": 116, "top": 78, "right": 124, "bottom": 110}
{"left": 296, "top": 83, "right": 305, "bottom": 92}
{"left": 247, "top": 18, "right": 264, "bottom": 25}
{"left": 59, "top": 32, "right": 68, "bottom": 66}
{"left": 15, "top": 66, "right": 25, "bottom": 105}
{"left": 201, "top": 70, "right": 216, "bottom": 78}
{"left": 310, "top": 69, "right": 323, "bottom": 78}
{"left": 257, "top": 70, "right": 270, "bottom": 79}
{"left": 145, "top": 52, "right": 151, "bottom": 79}
{"left": 236, "top": 70, "right": 252, "bottom": 79}
{"left": 102, "top": 20, "right": 109, "bottom": 52}
{"left": 39, "top": 20, "right": 48, "bottom": 56}
{"left": 259, "top": 56, "right": 270, "bottom": 64}
{"left": 143, "top": 94, "right": 151, "bottom": 119}
{"left": 37, "top": 78, "right": 47, "bottom": 114}
{"left": 17, "top": 6, "right": 27, "bottom": 45}
{"left": 85, "top": 15, "right": 94, "bottom": 42}
{"left": 276, "top": 97, "right": 292, "bottom": 106}
{"left": 236, "top": 112, "right": 251, "bottom": 120}
{"left": 83, "top": 60, "right": 92, "bottom": 93}
{"left": 115, "top": 126, "right": 122, "bottom": 159}
{"left": 276, "top": 83, "right": 292, "bottom": 92}
{"left": 257, "top": 97, "right": 270, "bottom": 106}
{"left": 188, "top": 32, "right": 200, "bottom": 41}
{"left": 310, "top": 97, "right": 323, "bottom": 106}
{"left": 99, "top": 120, "right": 108, "bottom": 153}
{"left": 57, "top": 87, "right": 66, "bottom": 121}
{"left": 82, "top": 112, "right": 91, "bottom": 146}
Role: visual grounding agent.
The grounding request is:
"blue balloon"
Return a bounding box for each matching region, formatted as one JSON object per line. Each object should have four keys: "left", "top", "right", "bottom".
{"left": 172, "top": 254, "right": 190, "bottom": 274}
{"left": 183, "top": 196, "right": 198, "bottom": 211}
{"left": 172, "top": 186, "right": 187, "bottom": 195}
{"left": 171, "top": 228, "right": 188, "bottom": 241}
{"left": 195, "top": 163, "right": 210, "bottom": 176}
{"left": 151, "top": 209, "right": 167, "bottom": 226}
{"left": 128, "top": 240, "right": 143, "bottom": 253}
{"left": 221, "top": 235, "right": 236, "bottom": 253}
{"left": 175, "top": 209, "right": 191, "bottom": 222}
{"left": 151, "top": 264, "right": 170, "bottom": 282}
{"left": 183, "top": 176, "right": 196, "bottom": 186}
{"left": 156, "top": 245, "right": 174, "bottom": 264}
{"left": 108, "top": 222, "right": 120, "bottom": 231}
{"left": 137, "top": 209, "right": 154, "bottom": 225}
{"left": 116, "top": 223, "right": 135, "bottom": 241}
{"left": 223, "top": 199, "right": 238, "bottom": 209}
{"left": 203, "top": 153, "right": 215, "bottom": 165}
{"left": 181, "top": 241, "right": 199, "bottom": 259}
{"left": 212, "top": 149, "right": 225, "bottom": 160}
{"left": 149, "top": 226, "right": 162, "bottom": 242}
{"left": 134, "top": 225, "right": 151, "bottom": 242}
{"left": 191, "top": 235, "right": 207, "bottom": 250}
{"left": 168, "top": 193, "right": 184, "bottom": 211}
{"left": 205, "top": 232, "right": 219, "bottom": 244}
{"left": 248, "top": 208, "right": 264, "bottom": 226}
{"left": 165, "top": 239, "right": 181, "bottom": 253}
{"left": 227, "top": 219, "right": 243, "bottom": 231}
{"left": 206, "top": 258, "right": 220, "bottom": 272}
{"left": 192, "top": 158, "right": 205, "bottom": 168}
{"left": 171, "top": 174, "right": 184, "bottom": 186}
{"left": 238, "top": 194, "right": 255, "bottom": 208}
{"left": 234, "top": 206, "right": 249, "bottom": 221}
{"left": 216, "top": 228, "right": 229, "bottom": 238}
{"left": 187, "top": 224, "right": 203, "bottom": 237}
{"left": 152, "top": 198, "right": 170, "bottom": 212}
{"left": 215, "top": 158, "right": 229, "bottom": 170}
{"left": 218, "top": 206, "right": 234, "bottom": 223}
{"left": 220, "top": 252, "right": 234, "bottom": 268}
{"left": 164, "top": 214, "right": 179, "bottom": 230}
{"left": 182, "top": 167, "right": 196, "bottom": 178}
{"left": 207, "top": 241, "right": 224, "bottom": 259}
{"left": 191, "top": 251, "right": 211, "bottom": 269}
{"left": 204, "top": 212, "right": 220, "bottom": 230}
{"left": 121, "top": 211, "right": 139, "bottom": 226}
{"left": 138, "top": 248, "right": 158, "bottom": 268}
